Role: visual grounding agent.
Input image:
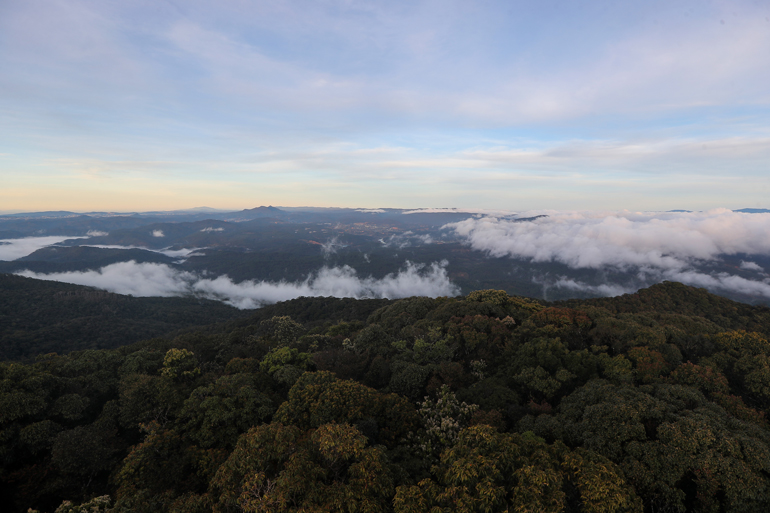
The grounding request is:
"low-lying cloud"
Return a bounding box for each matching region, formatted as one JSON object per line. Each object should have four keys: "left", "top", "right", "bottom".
{"left": 16, "top": 260, "right": 459, "bottom": 309}
{"left": 321, "top": 237, "right": 344, "bottom": 258}
{"left": 446, "top": 209, "right": 770, "bottom": 300}
{"left": 543, "top": 270, "right": 770, "bottom": 302}
{"left": 541, "top": 277, "right": 633, "bottom": 298}
{"left": 151, "top": 230, "right": 165, "bottom": 237}
{"left": 0, "top": 236, "right": 88, "bottom": 261}
{"left": 740, "top": 261, "right": 764, "bottom": 272}
{"left": 77, "top": 244, "right": 204, "bottom": 259}
{"left": 379, "top": 231, "right": 433, "bottom": 249}
{"left": 664, "top": 270, "right": 770, "bottom": 299}
{"left": 446, "top": 209, "right": 770, "bottom": 271}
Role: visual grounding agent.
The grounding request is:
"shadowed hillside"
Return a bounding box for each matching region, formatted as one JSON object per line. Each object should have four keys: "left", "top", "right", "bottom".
{"left": 0, "top": 274, "right": 249, "bottom": 361}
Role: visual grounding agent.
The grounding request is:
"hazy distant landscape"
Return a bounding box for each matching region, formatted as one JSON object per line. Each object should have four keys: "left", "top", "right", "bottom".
{"left": 2, "top": 206, "right": 769, "bottom": 308}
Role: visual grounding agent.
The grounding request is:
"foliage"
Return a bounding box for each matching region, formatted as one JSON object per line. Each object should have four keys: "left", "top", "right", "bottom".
{"left": 2, "top": 285, "right": 770, "bottom": 512}
{"left": 28, "top": 495, "right": 113, "bottom": 513}
{"left": 256, "top": 316, "right": 306, "bottom": 346}
{"left": 161, "top": 348, "right": 201, "bottom": 381}
{"left": 413, "top": 384, "right": 478, "bottom": 458}
{"left": 274, "top": 371, "right": 418, "bottom": 448}
{"left": 211, "top": 422, "right": 394, "bottom": 513}
{"left": 394, "top": 425, "right": 641, "bottom": 513}
{"left": 179, "top": 373, "right": 275, "bottom": 449}
{"left": 259, "top": 346, "right": 313, "bottom": 386}
{"left": 467, "top": 289, "right": 544, "bottom": 313}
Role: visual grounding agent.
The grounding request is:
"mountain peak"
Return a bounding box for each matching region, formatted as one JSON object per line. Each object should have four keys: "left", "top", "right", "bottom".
{"left": 243, "top": 206, "right": 283, "bottom": 212}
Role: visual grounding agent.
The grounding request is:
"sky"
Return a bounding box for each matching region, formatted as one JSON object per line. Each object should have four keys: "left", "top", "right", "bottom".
{"left": 1, "top": 0, "right": 770, "bottom": 212}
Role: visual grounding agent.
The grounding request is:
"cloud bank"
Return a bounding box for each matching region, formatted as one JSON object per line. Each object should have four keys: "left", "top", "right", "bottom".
{"left": 0, "top": 236, "right": 88, "bottom": 261}
{"left": 16, "top": 260, "right": 459, "bottom": 309}
{"left": 446, "top": 210, "right": 770, "bottom": 300}
{"left": 446, "top": 209, "right": 770, "bottom": 271}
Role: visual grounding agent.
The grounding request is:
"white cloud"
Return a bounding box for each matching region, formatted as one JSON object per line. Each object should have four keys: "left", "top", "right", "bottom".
{"left": 16, "top": 260, "right": 459, "bottom": 309}
{"left": 17, "top": 261, "right": 194, "bottom": 297}
{"left": 195, "top": 260, "right": 458, "bottom": 309}
{"left": 158, "top": 248, "right": 203, "bottom": 258}
{"left": 446, "top": 210, "right": 770, "bottom": 300}
{"left": 446, "top": 210, "right": 770, "bottom": 271}
{"left": 403, "top": 208, "right": 518, "bottom": 216}
{"left": 740, "top": 260, "right": 764, "bottom": 272}
{"left": 151, "top": 230, "right": 165, "bottom": 237}
{"left": 77, "top": 244, "right": 202, "bottom": 258}
{"left": 539, "top": 270, "right": 770, "bottom": 301}
{"left": 456, "top": 136, "right": 770, "bottom": 177}
{"left": 153, "top": 1, "right": 770, "bottom": 125}
{"left": 0, "top": 236, "right": 88, "bottom": 261}
{"left": 200, "top": 227, "right": 224, "bottom": 232}
{"left": 665, "top": 270, "right": 770, "bottom": 299}
{"left": 321, "top": 237, "right": 344, "bottom": 258}
{"left": 547, "top": 277, "right": 634, "bottom": 298}
{"left": 379, "top": 231, "right": 434, "bottom": 249}
{"left": 86, "top": 230, "right": 108, "bottom": 236}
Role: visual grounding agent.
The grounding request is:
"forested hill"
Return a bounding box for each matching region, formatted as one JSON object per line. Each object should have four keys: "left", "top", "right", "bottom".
{"left": 0, "top": 273, "right": 394, "bottom": 361}
{"left": 2, "top": 283, "right": 770, "bottom": 512}
{"left": 559, "top": 281, "right": 770, "bottom": 334}
{"left": 0, "top": 273, "right": 251, "bottom": 361}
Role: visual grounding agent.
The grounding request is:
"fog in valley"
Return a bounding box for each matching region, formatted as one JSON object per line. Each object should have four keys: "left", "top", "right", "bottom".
{"left": 3, "top": 207, "right": 769, "bottom": 308}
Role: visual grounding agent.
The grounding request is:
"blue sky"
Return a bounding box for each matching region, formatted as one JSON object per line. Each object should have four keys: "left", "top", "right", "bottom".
{"left": 1, "top": 0, "right": 769, "bottom": 212}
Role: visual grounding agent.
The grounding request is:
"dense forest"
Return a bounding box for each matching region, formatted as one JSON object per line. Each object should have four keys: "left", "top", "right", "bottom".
{"left": 0, "top": 274, "right": 252, "bottom": 361}
{"left": 2, "top": 281, "right": 770, "bottom": 512}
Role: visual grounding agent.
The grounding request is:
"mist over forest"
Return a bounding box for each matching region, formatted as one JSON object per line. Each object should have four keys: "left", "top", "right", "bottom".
{"left": 2, "top": 207, "right": 770, "bottom": 308}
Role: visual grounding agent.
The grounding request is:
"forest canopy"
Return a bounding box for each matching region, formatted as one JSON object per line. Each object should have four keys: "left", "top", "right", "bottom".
{"left": 1, "top": 281, "right": 769, "bottom": 512}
